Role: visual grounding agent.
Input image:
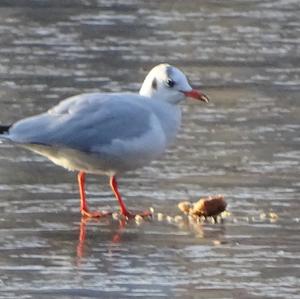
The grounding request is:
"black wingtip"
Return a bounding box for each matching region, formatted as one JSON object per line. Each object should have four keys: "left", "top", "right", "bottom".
{"left": 0, "top": 124, "right": 11, "bottom": 134}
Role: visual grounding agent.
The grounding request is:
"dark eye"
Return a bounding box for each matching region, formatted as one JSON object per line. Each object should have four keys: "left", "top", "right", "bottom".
{"left": 166, "top": 78, "right": 175, "bottom": 88}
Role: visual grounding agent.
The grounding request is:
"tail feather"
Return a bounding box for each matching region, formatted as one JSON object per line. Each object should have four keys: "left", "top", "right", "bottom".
{"left": 0, "top": 124, "right": 11, "bottom": 134}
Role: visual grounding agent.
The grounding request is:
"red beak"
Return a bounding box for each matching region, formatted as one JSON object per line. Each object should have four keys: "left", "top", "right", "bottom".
{"left": 183, "top": 89, "right": 209, "bottom": 103}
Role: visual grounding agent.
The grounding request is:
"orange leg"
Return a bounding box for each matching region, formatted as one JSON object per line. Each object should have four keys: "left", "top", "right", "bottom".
{"left": 109, "top": 175, "right": 152, "bottom": 219}
{"left": 77, "top": 171, "right": 111, "bottom": 218}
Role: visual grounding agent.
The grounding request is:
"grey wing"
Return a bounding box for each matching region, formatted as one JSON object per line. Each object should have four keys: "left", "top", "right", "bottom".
{"left": 8, "top": 93, "right": 152, "bottom": 153}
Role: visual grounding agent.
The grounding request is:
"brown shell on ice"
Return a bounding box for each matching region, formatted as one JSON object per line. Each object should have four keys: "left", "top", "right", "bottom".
{"left": 192, "top": 195, "right": 227, "bottom": 217}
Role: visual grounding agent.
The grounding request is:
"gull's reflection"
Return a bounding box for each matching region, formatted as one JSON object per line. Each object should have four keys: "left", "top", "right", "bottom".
{"left": 76, "top": 216, "right": 127, "bottom": 261}
{"left": 75, "top": 213, "right": 227, "bottom": 264}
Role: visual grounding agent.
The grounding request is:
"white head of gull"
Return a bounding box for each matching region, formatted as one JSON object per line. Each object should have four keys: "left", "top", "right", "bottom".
{"left": 0, "top": 63, "right": 209, "bottom": 218}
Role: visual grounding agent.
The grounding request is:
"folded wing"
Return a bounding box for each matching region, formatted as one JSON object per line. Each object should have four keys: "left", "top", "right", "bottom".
{"left": 8, "top": 93, "right": 155, "bottom": 154}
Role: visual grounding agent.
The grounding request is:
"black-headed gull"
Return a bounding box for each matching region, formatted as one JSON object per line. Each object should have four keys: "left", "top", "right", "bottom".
{"left": 0, "top": 64, "right": 209, "bottom": 218}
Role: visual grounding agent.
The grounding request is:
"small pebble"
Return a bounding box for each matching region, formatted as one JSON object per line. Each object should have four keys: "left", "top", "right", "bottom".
{"left": 260, "top": 213, "right": 267, "bottom": 219}
{"left": 166, "top": 215, "right": 173, "bottom": 223}
{"left": 213, "top": 240, "right": 222, "bottom": 246}
{"left": 112, "top": 212, "right": 119, "bottom": 220}
{"left": 157, "top": 213, "right": 164, "bottom": 221}
{"left": 221, "top": 211, "right": 231, "bottom": 218}
{"left": 135, "top": 215, "right": 144, "bottom": 224}
{"left": 135, "top": 214, "right": 144, "bottom": 221}
{"left": 269, "top": 212, "right": 278, "bottom": 220}
{"left": 213, "top": 240, "right": 227, "bottom": 246}
{"left": 174, "top": 215, "right": 183, "bottom": 223}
